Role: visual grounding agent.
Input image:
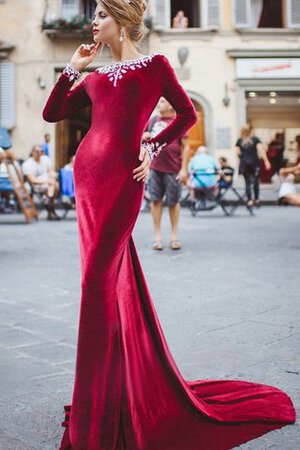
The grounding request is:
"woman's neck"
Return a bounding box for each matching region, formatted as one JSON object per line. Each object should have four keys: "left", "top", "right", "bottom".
{"left": 110, "top": 41, "right": 144, "bottom": 62}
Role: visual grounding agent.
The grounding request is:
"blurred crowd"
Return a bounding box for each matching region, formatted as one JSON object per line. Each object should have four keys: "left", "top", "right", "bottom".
{"left": 1, "top": 99, "right": 299, "bottom": 230}
{"left": 0, "top": 133, "right": 75, "bottom": 220}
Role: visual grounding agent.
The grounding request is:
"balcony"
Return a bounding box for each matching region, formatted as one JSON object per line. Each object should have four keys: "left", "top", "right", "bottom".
{"left": 42, "top": 0, "right": 96, "bottom": 39}
{"left": 42, "top": 0, "right": 152, "bottom": 39}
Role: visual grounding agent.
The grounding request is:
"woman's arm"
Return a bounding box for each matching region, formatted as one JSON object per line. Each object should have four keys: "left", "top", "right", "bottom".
{"left": 141, "top": 55, "right": 198, "bottom": 160}
{"left": 43, "top": 43, "right": 101, "bottom": 122}
{"left": 257, "top": 142, "right": 271, "bottom": 170}
{"left": 280, "top": 163, "right": 300, "bottom": 176}
{"left": 42, "top": 66, "right": 91, "bottom": 123}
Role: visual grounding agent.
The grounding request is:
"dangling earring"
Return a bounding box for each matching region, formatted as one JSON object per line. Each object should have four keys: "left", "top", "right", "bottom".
{"left": 119, "top": 27, "right": 125, "bottom": 42}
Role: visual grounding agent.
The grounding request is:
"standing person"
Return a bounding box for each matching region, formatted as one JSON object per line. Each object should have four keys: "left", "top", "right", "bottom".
{"left": 268, "top": 132, "right": 285, "bottom": 174}
{"left": 172, "top": 10, "right": 189, "bottom": 28}
{"left": 235, "top": 123, "right": 271, "bottom": 207}
{"left": 42, "top": 2, "right": 295, "bottom": 449}
{"left": 42, "top": 133, "right": 51, "bottom": 157}
{"left": 144, "top": 97, "right": 190, "bottom": 251}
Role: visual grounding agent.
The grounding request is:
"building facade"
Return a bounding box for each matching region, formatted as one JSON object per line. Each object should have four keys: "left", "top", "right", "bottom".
{"left": 1, "top": 0, "right": 300, "bottom": 169}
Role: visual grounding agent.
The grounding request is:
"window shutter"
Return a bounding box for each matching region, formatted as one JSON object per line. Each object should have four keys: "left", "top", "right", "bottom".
{"left": 232, "top": 0, "right": 251, "bottom": 28}
{"left": 201, "top": 0, "right": 221, "bottom": 28}
{"left": 61, "top": 0, "right": 80, "bottom": 20}
{"left": 0, "top": 62, "right": 15, "bottom": 130}
{"left": 151, "top": 0, "right": 170, "bottom": 29}
{"left": 287, "top": 0, "right": 300, "bottom": 28}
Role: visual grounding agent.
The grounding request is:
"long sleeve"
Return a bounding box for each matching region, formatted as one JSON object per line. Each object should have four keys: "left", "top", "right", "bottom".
{"left": 142, "top": 55, "right": 198, "bottom": 159}
{"left": 42, "top": 67, "right": 91, "bottom": 123}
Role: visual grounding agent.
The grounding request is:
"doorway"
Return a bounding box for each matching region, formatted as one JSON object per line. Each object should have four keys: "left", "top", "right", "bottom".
{"left": 246, "top": 89, "right": 300, "bottom": 181}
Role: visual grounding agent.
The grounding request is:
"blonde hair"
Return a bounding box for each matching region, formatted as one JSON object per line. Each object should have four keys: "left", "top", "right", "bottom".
{"left": 240, "top": 123, "right": 253, "bottom": 144}
{"left": 96, "top": 0, "right": 149, "bottom": 46}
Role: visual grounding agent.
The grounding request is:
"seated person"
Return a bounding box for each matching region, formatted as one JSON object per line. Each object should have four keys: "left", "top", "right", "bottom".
{"left": 63, "top": 155, "right": 75, "bottom": 171}
{"left": 22, "top": 144, "right": 60, "bottom": 220}
{"left": 187, "top": 146, "right": 219, "bottom": 202}
{"left": 172, "top": 10, "right": 189, "bottom": 28}
{"left": 277, "top": 162, "right": 300, "bottom": 206}
{"left": 61, "top": 156, "right": 76, "bottom": 208}
{"left": 218, "top": 157, "right": 234, "bottom": 188}
{"left": 0, "top": 148, "right": 22, "bottom": 212}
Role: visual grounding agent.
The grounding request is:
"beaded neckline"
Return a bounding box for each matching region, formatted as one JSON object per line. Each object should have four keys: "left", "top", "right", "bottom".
{"left": 101, "top": 52, "right": 160, "bottom": 68}
{"left": 96, "top": 52, "right": 162, "bottom": 87}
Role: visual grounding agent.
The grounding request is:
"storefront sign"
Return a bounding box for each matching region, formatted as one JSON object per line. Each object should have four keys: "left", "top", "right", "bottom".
{"left": 236, "top": 58, "right": 300, "bottom": 79}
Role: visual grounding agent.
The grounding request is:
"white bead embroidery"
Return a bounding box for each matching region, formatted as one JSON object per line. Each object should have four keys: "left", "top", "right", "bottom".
{"left": 62, "top": 64, "right": 82, "bottom": 81}
{"left": 141, "top": 140, "right": 168, "bottom": 161}
{"left": 96, "top": 52, "right": 161, "bottom": 87}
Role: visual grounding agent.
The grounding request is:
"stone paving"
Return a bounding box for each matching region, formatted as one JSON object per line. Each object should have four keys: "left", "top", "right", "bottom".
{"left": 0, "top": 206, "right": 299, "bottom": 449}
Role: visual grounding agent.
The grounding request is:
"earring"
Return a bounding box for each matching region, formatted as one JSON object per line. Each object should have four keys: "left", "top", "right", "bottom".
{"left": 119, "top": 28, "right": 125, "bottom": 42}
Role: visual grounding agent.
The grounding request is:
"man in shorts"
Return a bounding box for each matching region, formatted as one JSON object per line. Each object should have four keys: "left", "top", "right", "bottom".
{"left": 143, "top": 97, "right": 190, "bottom": 251}
{"left": 22, "top": 144, "right": 60, "bottom": 220}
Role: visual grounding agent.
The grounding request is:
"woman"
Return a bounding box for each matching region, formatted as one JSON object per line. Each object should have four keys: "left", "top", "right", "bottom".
{"left": 277, "top": 162, "right": 300, "bottom": 206}
{"left": 43, "top": 1, "right": 295, "bottom": 449}
{"left": 235, "top": 124, "right": 271, "bottom": 207}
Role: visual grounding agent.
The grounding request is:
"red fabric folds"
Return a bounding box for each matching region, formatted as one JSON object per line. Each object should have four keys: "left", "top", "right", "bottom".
{"left": 43, "top": 53, "right": 296, "bottom": 450}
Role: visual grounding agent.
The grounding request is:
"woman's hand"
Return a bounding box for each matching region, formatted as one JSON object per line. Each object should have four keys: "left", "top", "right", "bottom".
{"left": 133, "top": 146, "right": 151, "bottom": 182}
{"left": 176, "top": 168, "right": 188, "bottom": 183}
{"left": 70, "top": 42, "right": 102, "bottom": 72}
{"left": 264, "top": 160, "right": 271, "bottom": 171}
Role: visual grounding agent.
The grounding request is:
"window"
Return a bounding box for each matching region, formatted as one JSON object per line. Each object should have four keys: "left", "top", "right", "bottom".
{"left": 0, "top": 62, "right": 15, "bottom": 130}
{"left": 287, "top": 0, "right": 300, "bottom": 28}
{"left": 233, "top": 0, "right": 300, "bottom": 29}
{"left": 82, "top": 0, "right": 96, "bottom": 21}
{"left": 152, "top": 0, "right": 221, "bottom": 29}
{"left": 61, "top": 0, "right": 96, "bottom": 21}
{"left": 61, "top": 0, "right": 79, "bottom": 20}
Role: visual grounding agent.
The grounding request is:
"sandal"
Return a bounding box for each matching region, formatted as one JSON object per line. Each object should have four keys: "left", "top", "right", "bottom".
{"left": 153, "top": 241, "right": 163, "bottom": 251}
{"left": 170, "top": 240, "right": 182, "bottom": 250}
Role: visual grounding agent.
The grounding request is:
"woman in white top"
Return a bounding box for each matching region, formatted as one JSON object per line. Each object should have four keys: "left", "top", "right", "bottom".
{"left": 278, "top": 163, "right": 300, "bottom": 206}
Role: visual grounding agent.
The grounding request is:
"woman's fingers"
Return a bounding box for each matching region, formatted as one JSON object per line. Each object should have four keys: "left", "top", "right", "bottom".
{"left": 132, "top": 146, "right": 151, "bottom": 181}
{"left": 139, "top": 147, "right": 146, "bottom": 161}
{"left": 133, "top": 159, "right": 148, "bottom": 174}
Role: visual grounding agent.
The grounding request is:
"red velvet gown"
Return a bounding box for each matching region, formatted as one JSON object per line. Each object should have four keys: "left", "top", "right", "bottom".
{"left": 43, "top": 52, "right": 296, "bottom": 450}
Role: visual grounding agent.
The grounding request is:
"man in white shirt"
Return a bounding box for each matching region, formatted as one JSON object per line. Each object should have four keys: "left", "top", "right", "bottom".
{"left": 22, "top": 144, "right": 60, "bottom": 220}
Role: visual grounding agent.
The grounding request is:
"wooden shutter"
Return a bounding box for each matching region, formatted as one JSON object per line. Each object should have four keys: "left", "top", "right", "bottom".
{"left": 201, "top": 0, "right": 221, "bottom": 28}
{"left": 151, "top": 0, "right": 170, "bottom": 29}
{"left": 61, "top": 0, "right": 80, "bottom": 20}
{"left": 232, "top": 0, "right": 251, "bottom": 27}
{"left": 0, "top": 62, "right": 15, "bottom": 130}
{"left": 287, "top": 0, "right": 300, "bottom": 27}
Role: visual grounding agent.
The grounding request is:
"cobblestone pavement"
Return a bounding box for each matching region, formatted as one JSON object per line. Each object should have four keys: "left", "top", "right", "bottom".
{"left": 0, "top": 206, "right": 299, "bottom": 449}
